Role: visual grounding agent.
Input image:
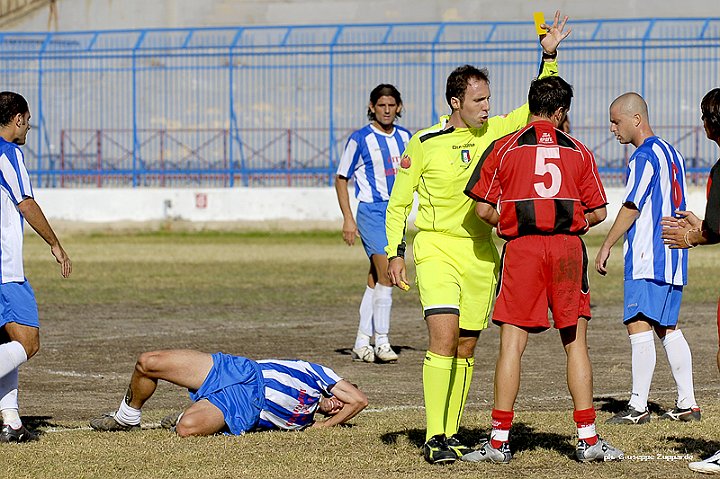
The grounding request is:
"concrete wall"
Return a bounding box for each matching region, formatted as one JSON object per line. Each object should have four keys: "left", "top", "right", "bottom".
{"left": 4, "top": 0, "right": 717, "bottom": 32}
{"left": 32, "top": 187, "right": 709, "bottom": 231}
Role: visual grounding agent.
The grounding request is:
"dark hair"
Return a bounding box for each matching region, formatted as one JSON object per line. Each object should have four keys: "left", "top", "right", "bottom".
{"left": 445, "top": 65, "right": 489, "bottom": 107}
{"left": 367, "top": 84, "right": 403, "bottom": 121}
{"left": 0, "top": 92, "right": 28, "bottom": 127}
{"left": 528, "top": 76, "right": 573, "bottom": 117}
{"left": 701, "top": 88, "right": 720, "bottom": 139}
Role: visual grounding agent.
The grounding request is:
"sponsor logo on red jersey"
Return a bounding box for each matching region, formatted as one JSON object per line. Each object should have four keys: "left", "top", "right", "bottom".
{"left": 539, "top": 132, "right": 554, "bottom": 144}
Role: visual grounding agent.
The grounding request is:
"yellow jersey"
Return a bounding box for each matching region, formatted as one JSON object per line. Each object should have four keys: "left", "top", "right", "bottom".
{"left": 385, "top": 60, "right": 559, "bottom": 258}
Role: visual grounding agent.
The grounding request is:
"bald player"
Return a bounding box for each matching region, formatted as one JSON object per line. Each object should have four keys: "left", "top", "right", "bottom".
{"left": 596, "top": 92, "right": 700, "bottom": 425}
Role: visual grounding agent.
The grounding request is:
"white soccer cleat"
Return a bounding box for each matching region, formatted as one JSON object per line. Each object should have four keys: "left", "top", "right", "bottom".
{"left": 689, "top": 450, "right": 720, "bottom": 474}
{"left": 461, "top": 440, "right": 512, "bottom": 463}
{"left": 351, "top": 345, "right": 375, "bottom": 363}
{"left": 575, "top": 437, "right": 624, "bottom": 462}
{"left": 374, "top": 343, "right": 398, "bottom": 363}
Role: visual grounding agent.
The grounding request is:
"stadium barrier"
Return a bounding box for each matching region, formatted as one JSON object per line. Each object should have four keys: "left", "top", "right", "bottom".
{"left": 33, "top": 186, "right": 709, "bottom": 227}
{"left": 0, "top": 18, "right": 718, "bottom": 188}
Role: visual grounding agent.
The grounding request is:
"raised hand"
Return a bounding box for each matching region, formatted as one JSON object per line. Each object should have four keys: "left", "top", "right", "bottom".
{"left": 540, "top": 10, "right": 571, "bottom": 54}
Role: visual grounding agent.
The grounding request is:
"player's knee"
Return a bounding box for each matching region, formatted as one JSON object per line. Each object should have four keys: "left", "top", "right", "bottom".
{"left": 7, "top": 327, "right": 40, "bottom": 358}
{"left": 175, "top": 414, "right": 203, "bottom": 438}
{"left": 135, "top": 351, "right": 164, "bottom": 377}
{"left": 23, "top": 336, "right": 40, "bottom": 358}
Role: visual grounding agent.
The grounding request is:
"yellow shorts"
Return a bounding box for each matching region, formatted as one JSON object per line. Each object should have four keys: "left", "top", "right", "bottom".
{"left": 413, "top": 231, "right": 500, "bottom": 331}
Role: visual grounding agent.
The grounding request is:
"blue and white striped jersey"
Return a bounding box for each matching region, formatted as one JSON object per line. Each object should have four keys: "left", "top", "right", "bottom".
{"left": 623, "top": 136, "right": 688, "bottom": 285}
{"left": 0, "top": 137, "right": 32, "bottom": 284}
{"left": 336, "top": 124, "right": 411, "bottom": 203}
{"left": 256, "top": 359, "right": 342, "bottom": 431}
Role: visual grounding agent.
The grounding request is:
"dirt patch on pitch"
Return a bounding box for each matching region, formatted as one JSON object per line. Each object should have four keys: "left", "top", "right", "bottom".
{"left": 19, "top": 298, "right": 720, "bottom": 423}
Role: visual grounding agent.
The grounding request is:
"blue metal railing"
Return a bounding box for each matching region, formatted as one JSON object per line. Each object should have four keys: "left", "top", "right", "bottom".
{"left": 0, "top": 18, "right": 718, "bottom": 188}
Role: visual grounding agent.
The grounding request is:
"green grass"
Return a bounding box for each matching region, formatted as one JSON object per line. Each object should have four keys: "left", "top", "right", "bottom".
{"left": 3, "top": 229, "right": 719, "bottom": 479}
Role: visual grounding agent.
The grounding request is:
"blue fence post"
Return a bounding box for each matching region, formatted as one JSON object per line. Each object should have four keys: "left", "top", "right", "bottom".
{"left": 228, "top": 33, "right": 235, "bottom": 187}
{"left": 327, "top": 26, "right": 342, "bottom": 186}
{"left": 430, "top": 24, "right": 445, "bottom": 125}
{"left": 640, "top": 19, "right": 655, "bottom": 99}
{"left": 36, "top": 32, "right": 52, "bottom": 188}
{"left": 131, "top": 31, "right": 147, "bottom": 188}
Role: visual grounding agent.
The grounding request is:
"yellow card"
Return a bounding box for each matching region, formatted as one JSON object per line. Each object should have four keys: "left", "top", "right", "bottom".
{"left": 533, "top": 11, "right": 547, "bottom": 36}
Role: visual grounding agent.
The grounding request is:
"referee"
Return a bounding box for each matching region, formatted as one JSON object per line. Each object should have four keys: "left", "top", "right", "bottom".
{"left": 385, "top": 10, "right": 570, "bottom": 465}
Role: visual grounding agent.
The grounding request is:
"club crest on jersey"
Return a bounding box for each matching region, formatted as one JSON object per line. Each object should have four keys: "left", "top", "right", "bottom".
{"left": 400, "top": 154, "right": 412, "bottom": 169}
{"left": 539, "top": 132, "right": 554, "bottom": 144}
{"left": 461, "top": 149, "right": 471, "bottom": 164}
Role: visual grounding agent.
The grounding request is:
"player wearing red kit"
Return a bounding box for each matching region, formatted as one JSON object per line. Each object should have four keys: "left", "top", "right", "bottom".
{"left": 463, "top": 76, "right": 622, "bottom": 463}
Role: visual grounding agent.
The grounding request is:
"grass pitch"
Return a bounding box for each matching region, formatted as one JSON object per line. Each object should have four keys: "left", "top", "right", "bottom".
{"left": 2, "top": 229, "right": 719, "bottom": 478}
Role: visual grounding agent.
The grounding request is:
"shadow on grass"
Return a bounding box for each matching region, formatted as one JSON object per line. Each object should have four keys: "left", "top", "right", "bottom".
{"left": 595, "top": 396, "right": 665, "bottom": 415}
{"left": 21, "top": 416, "right": 60, "bottom": 438}
{"left": 381, "top": 422, "right": 576, "bottom": 459}
{"left": 668, "top": 436, "right": 720, "bottom": 458}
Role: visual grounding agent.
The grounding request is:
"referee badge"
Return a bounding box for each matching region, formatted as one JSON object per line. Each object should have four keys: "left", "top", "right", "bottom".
{"left": 461, "top": 149, "right": 471, "bottom": 164}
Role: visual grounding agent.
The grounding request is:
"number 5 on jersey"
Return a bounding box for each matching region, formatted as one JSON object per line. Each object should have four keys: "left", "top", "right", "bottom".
{"left": 534, "top": 147, "right": 562, "bottom": 198}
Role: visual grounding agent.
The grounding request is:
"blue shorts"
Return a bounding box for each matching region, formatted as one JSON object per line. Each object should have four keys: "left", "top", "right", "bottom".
{"left": 623, "top": 279, "right": 683, "bottom": 327}
{"left": 189, "top": 353, "right": 265, "bottom": 435}
{"left": 356, "top": 201, "right": 389, "bottom": 258}
{"left": 0, "top": 281, "right": 39, "bottom": 329}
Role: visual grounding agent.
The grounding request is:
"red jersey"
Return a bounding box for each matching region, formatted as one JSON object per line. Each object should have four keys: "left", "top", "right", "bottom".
{"left": 465, "top": 120, "right": 607, "bottom": 240}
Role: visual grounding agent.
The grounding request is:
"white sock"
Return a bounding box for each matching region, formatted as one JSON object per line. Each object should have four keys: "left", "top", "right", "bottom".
{"left": 0, "top": 368, "right": 18, "bottom": 411}
{"left": 0, "top": 368, "right": 21, "bottom": 429}
{"left": 0, "top": 342, "right": 27, "bottom": 378}
{"left": 115, "top": 397, "right": 141, "bottom": 426}
{"left": 354, "top": 286, "right": 374, "bottom": 350}
{"left": 662, "top": 329, "right": 697, "bottom": 409}
{"left": 628, "top": 330, "right": 656, "bottom": 412}
{"left": 372, "top": 284, "right": 393, "bottom": 347}
{"left": 1, "top": 408, "right": 21, "bottom": 429}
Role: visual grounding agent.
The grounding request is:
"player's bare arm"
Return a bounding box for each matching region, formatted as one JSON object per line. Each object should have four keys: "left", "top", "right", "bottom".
{"left": 475, "top": 202, "right": 499, "bottom": 227}
{"left": 334, "top": 176, "right": 359, "bottom": 246}
{"left": 312, "top": 379, "right": 368, "bottom": 428}
{"left": 595, "top": 204, "right": 639, "bottom": 275}
{"left": 18, "top": 197, "right": 72, "bottom": 278}
{"left": 584, "top": 207, "right": 607, "bottom": 228}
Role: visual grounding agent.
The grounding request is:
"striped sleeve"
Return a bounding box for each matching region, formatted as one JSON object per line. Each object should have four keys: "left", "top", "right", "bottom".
{"left": 336, "top": 133, "right": 361, "bottom": 179}
{"left": 0, "top": 147, "right": 33, "bottom": 204}
{"left": 624, "top": 151, "right": 656, "bottom": 210}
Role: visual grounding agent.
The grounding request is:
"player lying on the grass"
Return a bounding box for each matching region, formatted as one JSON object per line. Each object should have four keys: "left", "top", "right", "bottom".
{"left": 89, "top": 349, "right": 368, "bottom": 436}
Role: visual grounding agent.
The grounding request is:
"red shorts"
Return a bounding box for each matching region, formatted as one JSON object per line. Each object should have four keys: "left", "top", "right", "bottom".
{"left": 492, "top": 235, "right": 591, "bottom": 330}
